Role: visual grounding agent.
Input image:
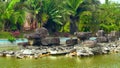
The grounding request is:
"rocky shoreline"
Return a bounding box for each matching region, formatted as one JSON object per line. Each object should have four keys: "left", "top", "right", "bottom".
{"left": 0, "top": 40, "right": 120, "bottom": 59}
{"left": 0, "top": 28, "right": 120, "bottom": 59}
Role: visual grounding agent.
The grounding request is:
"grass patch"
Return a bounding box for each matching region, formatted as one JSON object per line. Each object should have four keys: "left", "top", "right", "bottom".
{"left": 0, "top": 32, "right": 13, "bottom": 39}
{"left": 0, "top": 31, "right": 24, "bottom": 38}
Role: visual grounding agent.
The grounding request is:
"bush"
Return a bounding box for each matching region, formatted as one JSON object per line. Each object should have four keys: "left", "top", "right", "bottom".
{"left": 8, "top": 37, "right": 16, "bottom": 43}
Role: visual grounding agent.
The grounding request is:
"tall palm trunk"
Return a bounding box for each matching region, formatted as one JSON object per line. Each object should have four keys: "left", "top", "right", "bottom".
{"left": 2, "top": 23, "right": 5, "bottom": 32}
{"left": 70, "top": 16, "right": 78, "bottom": 34}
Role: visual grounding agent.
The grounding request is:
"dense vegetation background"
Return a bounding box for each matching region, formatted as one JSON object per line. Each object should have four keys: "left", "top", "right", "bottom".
{"left": 0, "top": 0, "right": 120, "bottom": 36}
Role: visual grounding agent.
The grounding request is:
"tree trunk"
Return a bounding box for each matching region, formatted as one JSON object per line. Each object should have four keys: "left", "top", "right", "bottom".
{"left": 70, "top": 16, "right": 78, "bottom": 34}
{"left": 2, "top": 24, "right": 5, "bottom": 31}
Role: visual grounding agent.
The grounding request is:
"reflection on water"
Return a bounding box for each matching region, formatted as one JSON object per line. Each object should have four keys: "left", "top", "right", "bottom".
{"left": 0, "top": 54, "right": 120, "bottom": 68}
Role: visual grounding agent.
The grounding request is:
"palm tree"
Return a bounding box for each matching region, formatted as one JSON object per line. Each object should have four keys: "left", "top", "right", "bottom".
{"left": 64, "top": 0, "right": 83, "bottom": 34}
{"left": 20, "top": 0, "right": 42, "bottom": 30}
{"left": 78, "top": 0, "right": 100, "bottom": 32}
{"left": 37, "top": 0, "right": 64, "bottom": 33}
{"left": 0, "top": 0, "right": 25, "bottom": 31}
{"left": 0, "top": 1, "right": 7, "bottom": 31}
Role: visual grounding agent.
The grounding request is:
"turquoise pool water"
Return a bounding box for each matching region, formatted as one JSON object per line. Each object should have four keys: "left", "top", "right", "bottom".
{"left": 60, "top": 37, "right": 77, "bottom": 44}
{"left": 0, "top": 37, "right": 76, "bottom": 46}
{"left": 0, "top": 38, "right": 28, "bottom": 46}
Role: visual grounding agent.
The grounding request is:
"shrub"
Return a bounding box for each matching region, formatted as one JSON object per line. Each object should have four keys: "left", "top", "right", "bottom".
{"left": 8, "top": 37, "right": 16, "bottom": 43}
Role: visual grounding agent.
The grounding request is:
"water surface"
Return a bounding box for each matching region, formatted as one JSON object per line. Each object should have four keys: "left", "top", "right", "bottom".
{"left": 0, "top": 53, "right": 120, "bottom": 68}
{"left": 0, "top": 38, "right": 28, "bottom": 46}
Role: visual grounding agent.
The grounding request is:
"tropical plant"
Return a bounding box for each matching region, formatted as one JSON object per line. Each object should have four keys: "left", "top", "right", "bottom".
{"left": 0, "top": 0, "right": 25, "bottom": 31}
{"left": 23, "top": 0, "right": 42, "bottom": 24}
{"left": 0, "top": 0, "right": 120, "bottom": 35}
{"left": 37, "top": 0, "right": 65, "bottom": 33}
{"left": 77, "top": 0, "right": 100, "bottom": 33}
{"left": 98, "top": 3, "right": 120, "bottom": 32}
{"left": 79, "top": 11, "right": 92, "bottom": 32}
{"left": 64, "top": 0, "right": 83, "bottom": 34}
{"left": 8, "top": 37, "right": 16, "bottom": 43}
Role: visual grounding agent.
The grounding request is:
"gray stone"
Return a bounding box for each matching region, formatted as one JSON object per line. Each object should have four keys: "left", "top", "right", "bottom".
{"left": 97, "top": 36, "right": 108, "bottom": 43}
{"left": 96, "top": 30, "right": 105, "bottom": 37}
{"left": 24, "top": 27, "right": 49, "bottom": 46}
{"left": 107, "top": 31, "right": 119, "bottom": 42}
{"left": 82, "top": 40, "right": 97, "bottom": 48}
{"left": 76, "top": 47, "right": 94, "bottom": 56}
{"left": 110, "top": 31, "right": 119, "bottom": 37}
{"left": 66, "top": 38, "right": 78, "bottom": 46}
{"left": 91, "top": 47, "right": 103, "bottom": 55}
{"left": 18, "top": 42, "right": 29, "bottom": 47}
{"left": 22, "top": 49, "right": 33, "bottom": 55}
{"left": 74, "top": 32, "right": 92, "bottom": 41}
{"left": 24, "top": 27, "right": 49, "bottom": 39}
{"left": 41, "top": 37, "right": 60, "bottom": 45}
{"left": 35, "top": 27, "right": 49, "bottom": 38}
{"left": 107, "top": 34, "right": 116, "bottom": 42}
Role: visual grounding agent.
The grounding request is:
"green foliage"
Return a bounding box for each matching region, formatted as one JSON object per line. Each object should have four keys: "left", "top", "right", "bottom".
{"left": 65, "top": 0, "right": 83, "bottom": 16}
{"left": 0, "top": 0, "right": 25, "bottom": 31}
{"left": 0, "top": 0, "right": 120, "bottom": 34}
{"left": 98, "top": 3, "right": 120, "bottom": 32}
{"left": 79, "top": 11, "right": 92, "bottom": 32}
{"left": 8, "top": 37, "right": 16, "bottom": 43}
{"left": 11, "top": 25, "right": 17, "bottom": 30}
{"left": 100, "top": 23, "right": 119, "bottom": 33}
{"left": 60, "top": 21, "right": 70, "bottom": 32}
{"left": 23, "top": 0, "right": 41, "bottom": 19}
{"left": 63, "top": 0, "right": 83, "bottom": 34}
{"left": 7, "top": 0, "right": 20, "bottom": 10}
{"left": 39, "top": 0, "right": 63, "bottom": 25}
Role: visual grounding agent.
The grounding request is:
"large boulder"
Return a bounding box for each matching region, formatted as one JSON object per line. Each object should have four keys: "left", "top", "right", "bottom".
{"left": 97, "top": 36, "right": 108, "bottom": 43}
{"left": 24, "top": 33, "right": 41, "bottom": 39}
{"left": 32, "top": 39, "right": 41, "bottom": 46}
{"left": 76, "top": 47, "right": 94, "bottom": 56}
{"left": 22, "top": 49, "right": 33, "bottom": 55}
{"left": 24, "top": 27, "right": 49, "bottom": 46}
{"left": 91, "top": 47, "right": 103, "bottom": 55}
{"left": 106, "top": 31, "right": 119, "bottom": 42}
{"left": 24, "top": 27, "right": 49, "bottom": 39}
{"left": 74, "top": 32, "right": 92, "bottom": 41}
{"left": 82, "top": 40, "right": 97, "bottom": 48}
{"left": 96, "top": 30, "right": 105, "bottom": 37}
{"left": 107, "top": 34, "right": 116, "bottom": 42}
{"left": 35, "top": 27, "right": 49, "bottom": 38}
{"left": 18, "top": 42, "right": 29, "bottom": 47}
{"left": 41, "top": 37, "right": 60, "bottom": 46}
{"left": 110, "top": 31, "right": 119, "bottom": 37}
{"left": 66, "top": 38, "right": 78, "bottom": 46}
